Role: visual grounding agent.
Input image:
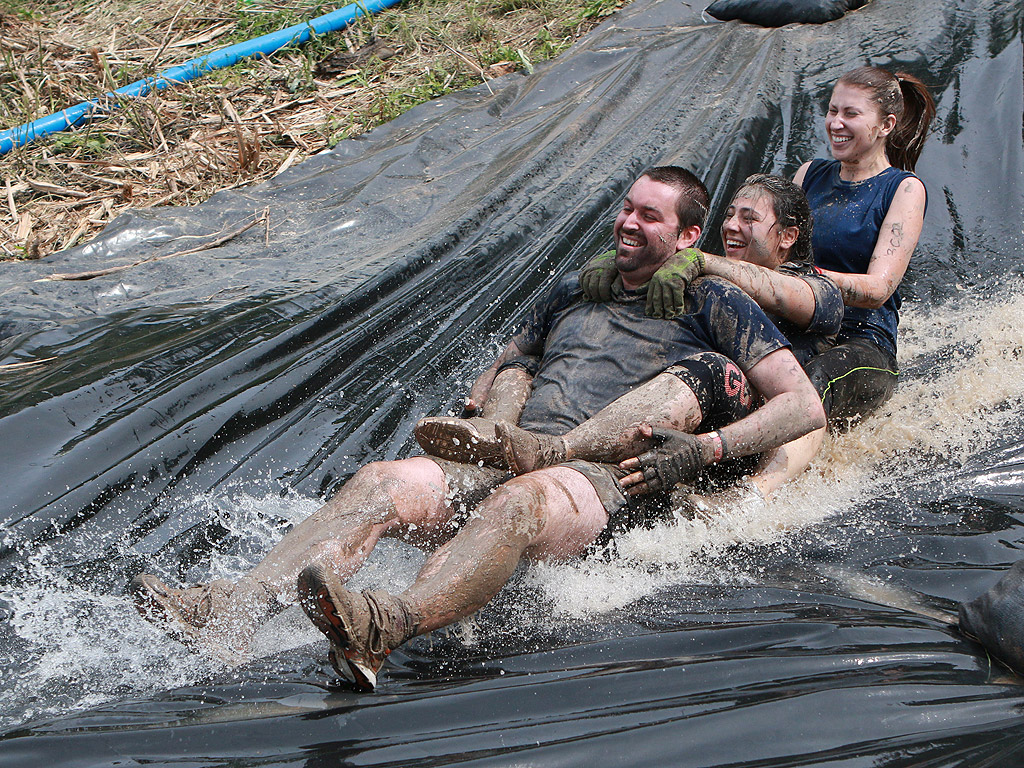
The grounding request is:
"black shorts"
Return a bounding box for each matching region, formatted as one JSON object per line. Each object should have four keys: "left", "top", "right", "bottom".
{"left": 666, "top": 351, "right": 759, "bottom": 431}
{"left": 804, "top": 337, "right": 898, "bottom": 429}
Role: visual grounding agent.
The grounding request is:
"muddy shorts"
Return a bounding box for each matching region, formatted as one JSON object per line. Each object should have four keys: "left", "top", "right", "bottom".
{"left": 427, "top": 457, "right": 511, "bottom": 523}
{"left": 561, "top": 459, "right": 676, "bottom": 547}
{"left": 666, "top": 351, "right": 759, "bottom": 431}
{"left": 427, "top": 456, "right": 673, "bottom": 547}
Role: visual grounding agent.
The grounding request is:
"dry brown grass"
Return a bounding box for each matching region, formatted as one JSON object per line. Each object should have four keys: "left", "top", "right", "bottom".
{"left": 0, "top": 0, "right": 626, "bottom": 260}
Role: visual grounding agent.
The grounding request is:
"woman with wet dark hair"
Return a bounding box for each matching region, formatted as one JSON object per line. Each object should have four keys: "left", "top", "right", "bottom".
{"left": 794, "top": 65, "right": 936, "bottom": 426}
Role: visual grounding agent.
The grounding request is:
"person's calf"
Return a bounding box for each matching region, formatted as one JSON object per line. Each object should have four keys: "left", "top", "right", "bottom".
{"left": 248, "top": 457, "right": 449, "bottom": 594}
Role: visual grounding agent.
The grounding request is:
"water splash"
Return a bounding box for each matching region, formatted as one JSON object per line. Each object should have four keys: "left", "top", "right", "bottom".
{"left": 6, "top": 284, "right": 1024, "bottom": 730}
{"left": 530, "top": 284, "right": 1024, "bottom": 619}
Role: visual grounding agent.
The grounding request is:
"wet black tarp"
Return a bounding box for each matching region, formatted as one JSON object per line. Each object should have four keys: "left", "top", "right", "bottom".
{"left": 1, "top": 0, "right": 1023, "bottom": 764}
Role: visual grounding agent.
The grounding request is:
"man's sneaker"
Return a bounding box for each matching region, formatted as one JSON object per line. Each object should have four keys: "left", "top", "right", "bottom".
{"left": 130, "top": 574, "right": 274, "bottom": 662}
{"left": 297, "top": 564, "right": 415, "bottom": 690}
{"left": 495, "top": 421, "right": 568, "bottom": 475}
{"left": 413, "top": 416, "right": 506, "bottom": 467}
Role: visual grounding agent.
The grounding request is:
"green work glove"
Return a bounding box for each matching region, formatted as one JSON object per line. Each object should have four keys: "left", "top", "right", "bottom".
{"left": 646, "top": 247, "right": 705, "bottom": 319}
{"left": 579, "top": 250, "right": 618, "bottom": 303}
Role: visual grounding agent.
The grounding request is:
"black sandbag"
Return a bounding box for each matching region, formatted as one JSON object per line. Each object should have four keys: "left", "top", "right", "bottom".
{"left": 959, "top": 560, "right": 1024, "bottom": 673}
{"left": 706, "top": 0, "right": 870, "bottom": 26}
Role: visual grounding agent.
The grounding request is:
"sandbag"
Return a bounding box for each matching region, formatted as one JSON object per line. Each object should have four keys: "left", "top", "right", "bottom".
{"left": 959, "top": 559, "right": 1024, "bottom": 673}
{"left": 705, "top": 0, "right": 870, "bottom": 26}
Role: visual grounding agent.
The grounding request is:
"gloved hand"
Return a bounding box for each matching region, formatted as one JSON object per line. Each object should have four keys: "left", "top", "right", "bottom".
{"left": 646, "top": 248, "right": 705, "bottom": 319}
{"left": 580, "top": 250, "right": 618, "bottom": 303}
{"left": 627, "top": 427, "right": 706, "bottom": 492}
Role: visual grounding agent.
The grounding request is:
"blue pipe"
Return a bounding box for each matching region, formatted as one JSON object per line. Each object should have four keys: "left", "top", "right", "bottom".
{"left": 0, "top": 0, "right": 403, "bottom": 155}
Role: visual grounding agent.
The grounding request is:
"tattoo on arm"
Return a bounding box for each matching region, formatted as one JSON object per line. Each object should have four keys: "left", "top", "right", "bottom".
{"left": 839, "top": 221, "right": 907, "bottom": 305}
{"left": 886, "top": 222, "right": 904, "bottom": 260}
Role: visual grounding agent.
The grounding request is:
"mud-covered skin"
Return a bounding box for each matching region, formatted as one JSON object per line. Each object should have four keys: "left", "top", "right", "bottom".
{"left": 400, "top": 468, "right": 607, "bottom": 635}
{"left": 503, "top": 353, "right": 759, "bottom": 476}
{"left": 513, "top": 272, "right": 788, "bottom": 436}
{"left": 462, "top": 345, "right": 536, "bottom": 420}
{"left": 478, "top": 363, "right": 534, "bottom": 422}
{"left": 247, "top": 458, "right": 457, "bottom": 597}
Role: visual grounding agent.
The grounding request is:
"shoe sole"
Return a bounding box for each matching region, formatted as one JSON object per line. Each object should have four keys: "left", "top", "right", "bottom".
{"left": 414, "top": 418, "right": 505, "bottom": 466}
{"left": 297, "top": 566, "right": 378, "bottom": 690}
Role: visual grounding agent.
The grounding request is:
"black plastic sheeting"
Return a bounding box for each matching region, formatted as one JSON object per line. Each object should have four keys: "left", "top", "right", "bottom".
{"left": 1, "top": 0, "right": 1023, "bottom": 764}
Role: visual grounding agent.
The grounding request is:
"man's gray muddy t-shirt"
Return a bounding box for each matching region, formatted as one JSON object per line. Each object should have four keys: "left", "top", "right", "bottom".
{"left": 511, "top": 273, "right": 790, "bottom": 436}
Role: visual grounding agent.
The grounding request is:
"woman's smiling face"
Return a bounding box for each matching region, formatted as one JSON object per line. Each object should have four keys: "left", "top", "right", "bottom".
{"left": 720, "top": 190, "right": 791, "bottom": 269}
{"left": 825, "top": 82, "right": 896, "bottom": 165}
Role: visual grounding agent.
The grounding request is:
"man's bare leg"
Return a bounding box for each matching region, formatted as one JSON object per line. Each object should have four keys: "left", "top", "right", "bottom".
{"left": 400, "top": 467, "right": 607, "bottom": 632}
{"left": 133, "top": 457, "right": 453, "bottom": 653}
{"left": 297, "top": 467, "right": 608, "bottom": 687}
{"left": 500, "top": 372, "right": 703, "bottom": 473}
{"left": 248, "top": 457, "right": 452, "bottom": 597}
{"left": 476, "top": 366, "right": 532, "bottom": 422}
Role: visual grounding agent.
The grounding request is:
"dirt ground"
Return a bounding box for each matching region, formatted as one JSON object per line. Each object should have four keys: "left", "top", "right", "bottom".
{"left": 0, "top": 0, "right": 627, "bottom": 261}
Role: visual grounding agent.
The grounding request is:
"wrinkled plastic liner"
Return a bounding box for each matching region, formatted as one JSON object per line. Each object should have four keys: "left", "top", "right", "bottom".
{"left": 0, "top": 0, "right": 1022, "bottom": 764}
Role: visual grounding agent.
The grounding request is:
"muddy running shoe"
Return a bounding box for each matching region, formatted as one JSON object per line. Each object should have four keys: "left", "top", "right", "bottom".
{"left": 414, "top": 416, "right": 506, "bottom": 467}
{"left": 496, "top": 421, "right": 568, "bottom": 475}
{"left": 297, "top": 564, "right": 415, "bottom": 691}
{"left": 130, "top": 574, "right": 274, "bottom": 662}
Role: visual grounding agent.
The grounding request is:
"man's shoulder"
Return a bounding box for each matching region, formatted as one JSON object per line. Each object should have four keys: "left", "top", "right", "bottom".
{"left": 531, "top": 271, "right": 584, "bottom": 312}
{"left": 688, "top": 274, "right": 757, "bottom": 305}
{"left": 549, "top": 270, "right": 583, "bottom": 298}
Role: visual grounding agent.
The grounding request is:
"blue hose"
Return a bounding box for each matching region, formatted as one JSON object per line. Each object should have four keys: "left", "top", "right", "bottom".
{"left": 0, "top": 0, "right": 404, "bottom": 155}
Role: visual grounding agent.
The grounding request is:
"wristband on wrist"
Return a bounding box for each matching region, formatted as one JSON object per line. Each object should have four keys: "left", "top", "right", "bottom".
{"left": 705, "top": 431, "right": 724, "bottom": 462}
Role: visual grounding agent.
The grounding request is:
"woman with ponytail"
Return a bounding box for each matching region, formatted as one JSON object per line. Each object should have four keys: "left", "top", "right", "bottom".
{"left": 794, "top": 66, "right": 935, "bottom": 425}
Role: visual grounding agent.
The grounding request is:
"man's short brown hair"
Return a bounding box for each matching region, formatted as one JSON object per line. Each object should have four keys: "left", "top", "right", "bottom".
{"left": 641, "top": 166, "right": 710, "bottom": 233}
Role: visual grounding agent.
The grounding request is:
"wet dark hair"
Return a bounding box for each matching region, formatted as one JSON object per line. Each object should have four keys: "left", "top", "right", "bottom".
{"left": 735, "top": 173, "right": 814, "bottom": 264}
{"left": 837, "top": 66, "right": 936, "bottom": 173}
{"left": 641, "top": 165, "right": 710, "bottom": 232}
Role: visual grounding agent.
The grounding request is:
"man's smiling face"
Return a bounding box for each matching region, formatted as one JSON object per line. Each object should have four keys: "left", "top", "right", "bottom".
{"left": 613, "top": 176, "right": 683, "bottom": 287}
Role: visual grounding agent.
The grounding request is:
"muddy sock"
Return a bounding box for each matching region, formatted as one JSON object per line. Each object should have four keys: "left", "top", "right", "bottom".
{"left": 497, "top": 422, "right": 569, "bottom": 474}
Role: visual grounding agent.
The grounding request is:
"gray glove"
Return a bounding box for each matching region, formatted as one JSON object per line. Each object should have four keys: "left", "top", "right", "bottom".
{"left": 633, "top": 427, "right": 706, "bottom": 491}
